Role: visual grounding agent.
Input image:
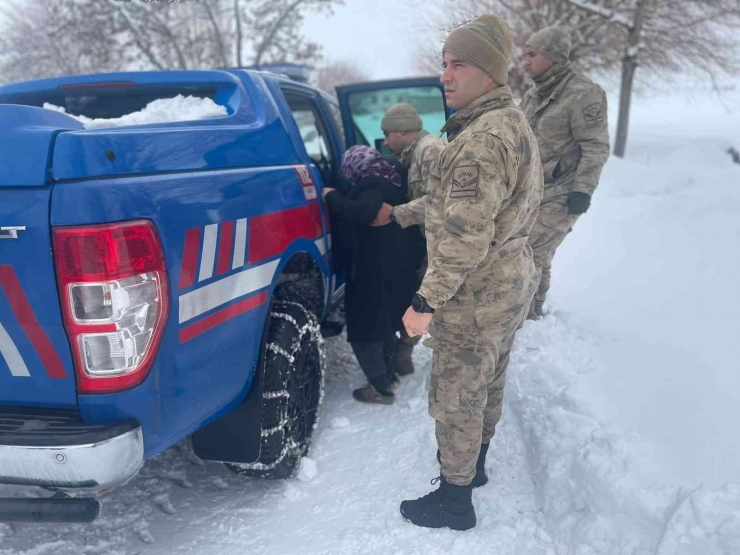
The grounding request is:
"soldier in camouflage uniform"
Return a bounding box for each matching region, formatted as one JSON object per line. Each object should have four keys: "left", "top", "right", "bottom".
{"left": 380, "top": 14, "right": 543, "bottom": 530}
{"left": 381, "top": 103, "right": 447, "bottom": 376}
{"left": 520, "top": 26, "right": 610, "bottom": 319}
{"left": 381, "top": 103, "right": 447, "bottom": 229}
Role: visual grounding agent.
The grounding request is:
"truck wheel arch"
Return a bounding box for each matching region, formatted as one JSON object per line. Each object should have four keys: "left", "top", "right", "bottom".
{"left": 272, "top": 251, "right": 327, "bottom": 319}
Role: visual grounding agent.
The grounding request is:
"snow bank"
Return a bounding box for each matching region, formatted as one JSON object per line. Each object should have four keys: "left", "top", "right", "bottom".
{"left": 510, "top": 315, "right": 740, "bottom": 553}
{"left": 551, "top": 95, "right": 740, "bottom": 489}
{"left": 507, "top": 89, "right": 740, "bottom": 553}
{"left": 43, "top": 95, "right": 227, "bottom": 130}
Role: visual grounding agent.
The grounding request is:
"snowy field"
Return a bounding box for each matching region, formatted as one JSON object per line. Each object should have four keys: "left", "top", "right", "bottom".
{"left": 1, "top": 90, "right": 739, "bottom": 554}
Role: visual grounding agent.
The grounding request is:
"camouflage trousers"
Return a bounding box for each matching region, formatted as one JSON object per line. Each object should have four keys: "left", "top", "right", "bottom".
{"left": 425, "top": 322, "right": 521, "bottom": 486}
{"left": 529, "top": 196, "right": 581, "bottom": 307}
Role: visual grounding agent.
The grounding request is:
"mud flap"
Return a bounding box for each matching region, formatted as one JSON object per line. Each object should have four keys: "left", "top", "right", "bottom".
{"left": 190, "top": 300, "right": 273, "bottom": 464}
{"left": 190, "top": 363, "right": 266, "bottom": 464}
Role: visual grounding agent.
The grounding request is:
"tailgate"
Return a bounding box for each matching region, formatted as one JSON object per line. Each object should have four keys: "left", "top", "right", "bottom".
{"left": 0, "top": 105, "right": 81, "bottom": 407}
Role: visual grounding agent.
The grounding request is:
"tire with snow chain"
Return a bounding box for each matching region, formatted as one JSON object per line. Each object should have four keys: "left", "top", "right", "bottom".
{"left": 226, "top": 301, "right": 325, "bottom": 479}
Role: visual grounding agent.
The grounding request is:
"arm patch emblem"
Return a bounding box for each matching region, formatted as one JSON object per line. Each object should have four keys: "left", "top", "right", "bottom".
{"left": 450, "top": 165, "right": 480, "bottom": 198}
{"left": 582, "top": 102, "right": 604, "bottom": 126}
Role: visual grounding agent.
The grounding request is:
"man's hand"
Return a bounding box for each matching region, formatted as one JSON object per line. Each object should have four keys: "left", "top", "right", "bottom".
{"left": 402, "top": 306, "right": 433, "bottom": 337}
{"left": 566, "top": 192, "right": 591, "bottom": 215}
{"left": 322, "top": 187, "right": 335, "bottom": 201}
{"left": 370, "top": 203, "right": 393, "bottom": 226}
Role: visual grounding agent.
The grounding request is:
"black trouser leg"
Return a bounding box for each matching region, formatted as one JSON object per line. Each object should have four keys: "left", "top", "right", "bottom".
{"left": 351, "top": 341, "right": 389, "bottom": 380}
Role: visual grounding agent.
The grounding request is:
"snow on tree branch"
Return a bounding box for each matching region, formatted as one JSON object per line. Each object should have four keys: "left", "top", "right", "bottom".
{"left": 565, "top": 0, "right": 634, "bottom": 29}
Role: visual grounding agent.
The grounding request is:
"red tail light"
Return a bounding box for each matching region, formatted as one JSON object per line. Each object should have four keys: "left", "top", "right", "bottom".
{"left": 53, "top": 221, "right": 169, "bottom": 394}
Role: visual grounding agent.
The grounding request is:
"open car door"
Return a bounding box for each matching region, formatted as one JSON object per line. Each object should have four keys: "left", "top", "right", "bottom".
{"left": 336, "top": 77, "right": 450, "bottom": 154}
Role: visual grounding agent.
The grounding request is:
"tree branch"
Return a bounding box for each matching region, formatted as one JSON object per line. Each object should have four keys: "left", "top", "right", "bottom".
{"left": 138, "top": 1, "right": 189, "bottom": 69}
{"left": 253, "top": 0, "right": 307, "bottom": 65}
{"left": 565, "top": 0, "right": 634, "bottom": 29}
{"left": 104, "top": 0, "right": 165, "bottom": 70}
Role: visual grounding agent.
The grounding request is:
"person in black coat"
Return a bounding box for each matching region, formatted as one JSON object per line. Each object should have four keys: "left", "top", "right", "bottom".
{"left": 322, "top": 146, "right": 421, "bottom": 404}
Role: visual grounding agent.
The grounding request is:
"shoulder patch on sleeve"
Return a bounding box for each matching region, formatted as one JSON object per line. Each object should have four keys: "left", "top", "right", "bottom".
{"left": 582, "top": 102, "right": 604, "bottom": 126}
{"left": 450, "top": 165, "right": 480, "bottom": 198}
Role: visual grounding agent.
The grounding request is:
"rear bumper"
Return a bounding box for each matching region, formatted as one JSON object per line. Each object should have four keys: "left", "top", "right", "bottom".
{"left": 0, "top": 407, "right": 143, "bottom": 492}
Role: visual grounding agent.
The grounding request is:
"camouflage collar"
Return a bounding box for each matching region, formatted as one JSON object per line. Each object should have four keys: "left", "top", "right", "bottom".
{"left": 401, "top": 129, "right": 429, "bottom": 166}
{"left": 533, "top": 63, "right": 573, "bottom": 101}
{"left": 442, "top": 86, "right": 513, "bottom": 139}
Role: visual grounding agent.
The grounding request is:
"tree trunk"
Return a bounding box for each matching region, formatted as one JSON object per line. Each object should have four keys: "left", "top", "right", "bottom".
{"left": 203, "top": 0, "right": 228, "bottom": 68}
{"left": 614, "top": 58, "right": 636, "bottom": 158}
{"left": 613, "top": 0, "right": 648, "bottom": 158}
{"left": 235, "top": 0, "right": 243, "bottom": 67}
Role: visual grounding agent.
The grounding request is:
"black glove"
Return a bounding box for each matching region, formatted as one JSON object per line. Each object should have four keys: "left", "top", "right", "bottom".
{"left": 566, "top": 192, "right": 591, "bottom": 215}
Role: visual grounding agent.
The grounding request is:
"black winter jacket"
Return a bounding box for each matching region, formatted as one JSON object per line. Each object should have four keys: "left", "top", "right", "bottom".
{"left": 325, "top": 175, "right": 423, "bottom": 343}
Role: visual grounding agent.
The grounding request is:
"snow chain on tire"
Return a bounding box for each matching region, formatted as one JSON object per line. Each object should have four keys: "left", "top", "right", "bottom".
{"left": 227, "top": 301, "right": 325, "bottom": 478}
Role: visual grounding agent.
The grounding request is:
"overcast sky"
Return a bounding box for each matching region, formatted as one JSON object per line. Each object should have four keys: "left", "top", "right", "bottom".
{"left": 302, "top": 0, "right": 437, "bottom": 80}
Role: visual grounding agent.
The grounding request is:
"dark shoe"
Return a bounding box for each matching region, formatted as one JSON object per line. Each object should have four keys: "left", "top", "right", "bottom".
{"left": 387, "top": 372, "right": 400, "bottom": 389}
{"left": 352, "top": 383, "right": 394, "bottom": 405}
{"left": 436, "top": 442, "right": 489, "bottom": 488}
{"left": 399, "top": 476, "right": 476, "bottom": 530}
{"left": 391, "top": 341, "right": 416, "bottom": 376}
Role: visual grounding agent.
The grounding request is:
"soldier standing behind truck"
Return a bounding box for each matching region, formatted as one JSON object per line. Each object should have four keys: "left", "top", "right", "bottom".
{"left": 380, "top": 103, "right": 446, "bottom": 377}
{"left": 520, "top": 26, "right": 611, "bottom": 319}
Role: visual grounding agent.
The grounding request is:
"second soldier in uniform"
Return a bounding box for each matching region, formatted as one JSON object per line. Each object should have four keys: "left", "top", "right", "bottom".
{"left": 520, "top": 26, "right": 610, "bottom": 319}
{"left": 380, "top": 103, "right": 446, "bottom": 376}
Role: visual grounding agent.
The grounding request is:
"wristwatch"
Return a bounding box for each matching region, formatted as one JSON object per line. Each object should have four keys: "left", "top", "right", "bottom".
{"left": 411, "top": 293, "right": 435, "bottom": 314}
{"left": 390, "top": 207, "right": 397, "bottom": 224}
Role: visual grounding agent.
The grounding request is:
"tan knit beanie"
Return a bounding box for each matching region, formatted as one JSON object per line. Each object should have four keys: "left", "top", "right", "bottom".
{"left": 381, "top": 103, "right": 423, "bottom": 133}
{"left": 527, "top": 26, "right": 571, "bottom": 65}
{"left": 442, "top": 14, "right": 513, "bottom": 86}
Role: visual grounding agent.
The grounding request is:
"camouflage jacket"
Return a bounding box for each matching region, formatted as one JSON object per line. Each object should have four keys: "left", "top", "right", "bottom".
{"left": 402, "top": 130, "right": 447, "bottom": 202}
{"left": 416, "top": 87, "right": 544, "bottom": 334}
{"left": 393, "top": 131, "right": 446, "bottom": 232}
{"left": 520, "top": 65, "right": 610, "bottom": 203}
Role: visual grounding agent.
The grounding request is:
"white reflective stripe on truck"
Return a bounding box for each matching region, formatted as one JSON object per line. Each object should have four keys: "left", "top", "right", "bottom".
{"left": 0, "top": 323, "right": 30, "bottom": 377}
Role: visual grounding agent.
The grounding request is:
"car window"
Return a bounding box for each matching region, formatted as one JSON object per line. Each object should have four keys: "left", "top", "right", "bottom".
{"left": 323, "top": 99, "right": 346, "bottom": 151}
{"left": 344, "top": 86, "right": 446, "bottom": 149}
{"left": 283, "top": 94, "right": 333, "bottom": 165}
{"left": 283, "top": 91, "right": 338, "bottom": 187}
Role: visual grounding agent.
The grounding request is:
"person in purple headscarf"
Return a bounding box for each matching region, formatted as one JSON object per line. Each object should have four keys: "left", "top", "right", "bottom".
{"left": 323, "top": 146, "right": 421, "bottom": 405}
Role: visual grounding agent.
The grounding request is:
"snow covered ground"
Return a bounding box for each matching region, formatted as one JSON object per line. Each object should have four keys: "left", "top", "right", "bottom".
{"left": 1, "top": 90, "right": 738, "bottom": 554}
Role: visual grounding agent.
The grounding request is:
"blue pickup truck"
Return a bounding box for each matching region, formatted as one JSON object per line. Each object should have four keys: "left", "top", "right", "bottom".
{"left": 0, "top": 67, "right": 447, "bottom": 522}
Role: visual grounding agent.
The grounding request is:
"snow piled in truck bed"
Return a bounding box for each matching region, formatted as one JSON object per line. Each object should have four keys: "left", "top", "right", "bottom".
{"left": 1, "top": 90, "right": 738, "bottom": 554}
{"left": 43, "top": 95, "right": 227, "bottom": 130}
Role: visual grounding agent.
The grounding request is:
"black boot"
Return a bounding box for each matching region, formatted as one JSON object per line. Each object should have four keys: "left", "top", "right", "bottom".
{"left": 399, "top": 476, "right": 476, "bottom": 530}
{"left": 436, "top": 442, "right": 489, "bottom": 488}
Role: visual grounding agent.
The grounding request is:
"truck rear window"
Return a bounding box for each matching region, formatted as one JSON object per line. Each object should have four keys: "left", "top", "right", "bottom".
{"left": 2, "top": 83, "right": 223, "bottom": 120}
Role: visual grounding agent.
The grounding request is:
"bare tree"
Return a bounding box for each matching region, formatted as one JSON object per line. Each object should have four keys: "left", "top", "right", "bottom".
{"left": 313, "top": 59, "right": 371, "bottom": 96}
{"left": 566, "top": 0, "right": 740, "bottom": 157}
{"left": 0, "top": 1, "right": 127, "bottom": 83}
{"left": 414, "top": 0, "right": 740, "bottom": 156}
{"left": 0, "top": 0, "right": 343, "bottom": 84}
{"left": 412, "top": 0, "right": 625, "bottom": 99}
